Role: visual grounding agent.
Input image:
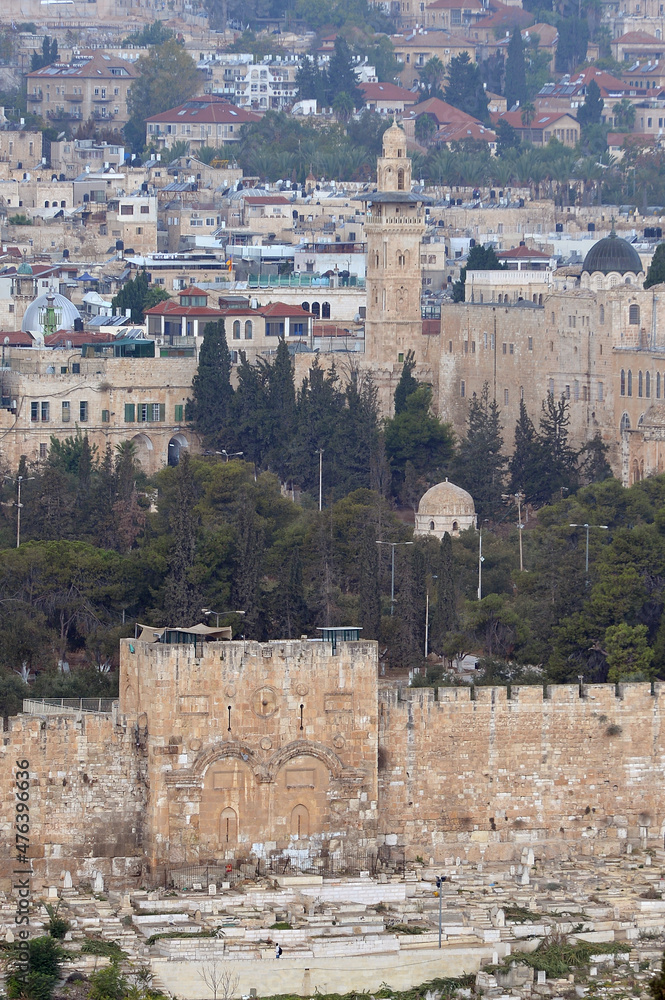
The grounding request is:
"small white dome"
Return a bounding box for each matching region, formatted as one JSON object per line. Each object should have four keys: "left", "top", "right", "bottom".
{"left": 414, "top": 478, "right": 476, "bottom": 540}
{"left": 418, "top": 479, "right": 475, "bottom": 518}
{"left": 21, "top": 293, "right": 81, "bottom": 335}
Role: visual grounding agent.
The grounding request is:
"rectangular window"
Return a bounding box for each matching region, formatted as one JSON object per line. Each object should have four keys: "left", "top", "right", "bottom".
{"left": 460, "top": 380, "right": 465, "bottom": 397}
{"left": 528, "top": 337, "right": 533, "bottom": 351}
{"left": 101, "top": 409, "right": 110, "bottom": 422}
{"left": 175, "top": 404, "right": 184, "bottom": 422}
{"left": 40, "top": 443, "right": 47, "bottom": 460}
{"left": 62, "top": 401, "right": 70, "bottom": 422}
{"left": 151, "top": 403, "right": 164, "bottom": 422}
{"left": 139, "top": 403, "right": 149, "bottom": 422}
{"left": 141, "top": 205, "right": 150, "bottom": 214}
{"left": 72, "top": 363, "right": 80, "bottom": 374}
{"left": 597, "top": 382, "right": 603, "bottom": 401}
{"left": 125, "top": 403, "right": 135, "bottom": 422}
{"left": 449, "top": 340, "right": 453, "bottom": 353}
{"left": 502, "top": 343, "right": 507, "bottom": 354}
{"left": 509, "top": 343, "right": 514, "bottom": 354}
{"left": 79, "top": 401, "right": 88, "bottom": 422}
{"left": 504, "top": 389, "right": 509, "bottom": 405}
{"left": 549, "top": 378, "right": 554, "bottom": 395}
{"left": 565, "top": 384, "right": 570, "bottom": 399}
{"left": 464, "top": 341, "right": 468, "bottom": 354}
{"left": 41, "top": 402, "right": 49, "bottom": 422}
{"left": 471, "top": 341, "right": 476, "bottom": 353}
{"left": 573, "top": 381, "right": 579, "bottom": 401}
{"left": 31, "top": 401, "right": 39, "bottom": 422}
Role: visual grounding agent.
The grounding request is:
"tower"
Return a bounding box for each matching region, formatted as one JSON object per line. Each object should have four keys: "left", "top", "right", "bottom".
{"left": 360, "top": 124, "right": 428, "bottom": 364}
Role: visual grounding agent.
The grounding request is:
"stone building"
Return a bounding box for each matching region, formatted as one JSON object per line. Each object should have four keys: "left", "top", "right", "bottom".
{"left": 25, "top": 51, "right": 138, "bottom": 129}
{"left": 414, "top": 479, "right": 476, "bottom": 539}
{"left": 0, "top": 348, "right": 196, "bottom": 472}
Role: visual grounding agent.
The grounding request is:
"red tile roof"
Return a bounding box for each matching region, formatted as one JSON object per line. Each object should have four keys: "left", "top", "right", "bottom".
{"left": 145, "top": 299, "right": 224, "bottom": 318}
{"left": 360, "top": 82, "right": 419, "bottom": 102}
{"left": 499, "top": 244, "right": 550, "bottom": 258}
{"left": 0, "top": 330, "right": 34, "bottom": 346}
{"left": 436, "top": 120, "right": 496, "bottom": 143}
{"left": 492, "top": 110, "right": 577, "bottom": 129}
{"left": 406, "top": 97, "right": 478, "bottom": 125}
{"left": 27, "top": 50, "right": 138, "bottom": 80}
{"left": 179, "top": 286, "right": 209, "bottom": 297}
{"left": 146, "top": 95, "right": 261, "bottom": 126}
{"left": 260, "top": 302, "right": 312, "bottom": 318}
{"left": 615, "top": 31, "right": 663, "bottom": 43}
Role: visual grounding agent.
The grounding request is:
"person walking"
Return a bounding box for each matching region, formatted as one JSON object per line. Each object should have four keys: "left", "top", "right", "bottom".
{"left": 275, "top": 943, "right": 282, "bottom": 959}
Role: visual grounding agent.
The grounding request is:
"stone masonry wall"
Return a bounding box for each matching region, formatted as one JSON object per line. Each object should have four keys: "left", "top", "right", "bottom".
{"left": 0, "top": 711, "right": 145, "bottom": 891}
{"left": 2, "top": 645, "right": 665, "bottom": 883}
{"left": 119, "top": 637, "right": 380, "bottom": 866}
{"left": 378, "top": 683, "right": 665, "bottom": 862}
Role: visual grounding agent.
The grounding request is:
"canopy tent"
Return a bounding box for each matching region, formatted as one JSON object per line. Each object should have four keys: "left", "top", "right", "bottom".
{"left": 136, "top": 622, "right": 233, "bottom": 643}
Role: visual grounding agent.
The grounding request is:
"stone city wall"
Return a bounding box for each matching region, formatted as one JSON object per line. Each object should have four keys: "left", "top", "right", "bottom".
{"left": 1, "top": 644, "right": 664, "bottom": 885}
{"left": 378, "top": 682, "right": 665, "bottom": 862}
{"left": 0, "top": 710, "right": 145, "bottom": 892}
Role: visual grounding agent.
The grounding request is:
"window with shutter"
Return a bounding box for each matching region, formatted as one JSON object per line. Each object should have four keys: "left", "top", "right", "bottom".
{"left": 125, "top": 403, "right": 135, "bottom": 422}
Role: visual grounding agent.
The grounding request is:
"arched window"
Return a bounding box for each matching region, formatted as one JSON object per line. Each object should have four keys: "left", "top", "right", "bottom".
{"left": 291, "top": 804, "right": 309, "bottom": 839}
{"left": 60, "top": 200, "right": 66, "bottom": 208}
{"left": 533, "top": 294, "right": 537, "bottom": 303}
{"left": 220, "top": 807, "right": 237, "bottom": 844}
{"left": 429, "top": 520, "right": 435, "bottom": 530}
{"left": 44, "top": 201, "right": 49, "bottom": 208}
{"left": 638, "top": 370, "right": 643, "bottom": 397}
{"left": 620, "top": 369, "right": 625, "bottom": 396}
{"left": 233, "top": 320, "right": 240, "bottom": 340}
{"left": 321, "top": 302, "right": 330, "bottom": 319}
{"left": 629, "top": 304, "right": 640, "bottom": 325}
{"left": 452, "top": 520, "right": 459, "bottom": 532}
{"left": 397, "top": 168, "right": 405, "bottom": 191}
{"left": 620, "top": 412, "right": 631, "bottom": 434}
{"left": 374, "top": 252, "right": 379, "bottom": 268}
{"left": 538, "top": 294, "right": 543, "bottom": 305}
{"left": 311, "top": 301, "right": 320, "bottom": 317}
{"left": 245, "top": 320, "right": 252, "bottom": 340}
{"left": 658, "top": 372, "right": 662, "bottom": 399}
{"left": 599, "top": 304, "right": 605, "bottom": 323}
{"left": 398, "top": 254, "right": 405, "bottom": 267}
{"left": 627, "top": 370, "right": 633, "bottom": 396}
{"left": 646, "top": 371, "right": 651, "bottom": 398}
{"left": 382, "top": 288, "right": 386, "bottom": 310}
{"left": 301, "top": 301, "right": 309, "bottom": 312}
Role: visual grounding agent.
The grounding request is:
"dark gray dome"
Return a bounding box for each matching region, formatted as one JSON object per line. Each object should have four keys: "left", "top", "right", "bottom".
{"left": 582, "top": 232, "right": 642, "bottom": 275}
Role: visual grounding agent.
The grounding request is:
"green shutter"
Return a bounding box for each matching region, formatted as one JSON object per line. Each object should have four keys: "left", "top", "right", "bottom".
{"left": 101, "top": 409, "right": 110, "bottom": 423}
{"left": 159, "top": 403, "right": 166, "bottom": 422}
{"left": 174, "top": 404, "right": 183, "bottom": 422}
{"left": 124, "top": 403, "right": 135, "bottom": 422}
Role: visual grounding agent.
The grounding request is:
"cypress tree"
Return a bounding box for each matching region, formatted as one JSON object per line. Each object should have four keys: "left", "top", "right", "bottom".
{"left": 505, "top": 29, "right": 527, "bottom": 110}
{"left": 162, "top": 452, "right": 202, "bottom": 624}
{"left": 231, "top": 496, "right": 264, "bottom": 638}
{"left": 189, "top": 320, "right": 234, "bottom": 448}
{"left": 536, "top": 393, "right": 579, "bottom": 503}
{"left": 267, "top": 337, "right": 296, "bottom": 478}
{"left": 645, "top": 242, "right": 665, "bottom": 288}
{"left": 357, "top": 523, "right": 381, "bottom": 640}
{"left": 394, "top": 350, "right": 418, "bottom": 414}
{"left": 234, "top": 354, "right": 270, "bottom": 471}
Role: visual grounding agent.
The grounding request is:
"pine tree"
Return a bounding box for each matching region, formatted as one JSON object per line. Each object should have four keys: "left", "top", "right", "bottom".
{"left": 234, "top": 354, "right": 270, "bottom": 471}
{"left": 289, "top": 359, "right": 345, "bottom": 499}
{"left": 505, "top": 29, "right": 527, "bottom": 110}
{"left": 577, "top": 79, "right": 604, "bottom": 128}
{"left": 189, "top": 320, "right": 234, "bottom": 448}
{"left": 395, "top": 543, "right": 426, "bottom": 668}
{"left": 453, "top": 381, "right": 506, "bottom": 520}
{"left": 357, "top": 523, "right": 381, "bottom": 640}
{"left": 394, "top": 350, "right": 418, "bottom": 415}
{"left": 509, "top": 399, "right": 541, "bottom": 500}
{"left": 276, "top": 547, "right": 308, "bottom": 639}
{"left": 162, "top": 452, "right": 202, "bottom": 624}
{"left": 444, "top": 52, "right": 489, "bottom": 122}
{"left": 430, "top": 532, "right": 457, "bottom": 654}
{"left": 536, "top": 393, "right": 579, "bottom": 504}
{"left": 645, "top": 242, "right": 665, "bottom": 288}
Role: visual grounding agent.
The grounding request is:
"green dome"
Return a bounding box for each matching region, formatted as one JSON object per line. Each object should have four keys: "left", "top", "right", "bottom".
{"left": 17, "top": 261, "right": 33, "bottom": 275}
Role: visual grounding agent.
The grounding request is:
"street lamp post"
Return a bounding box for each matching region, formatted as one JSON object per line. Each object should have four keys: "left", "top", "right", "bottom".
{"left": 477, "top": 526, "right": 485, "bottom": 601}
{"left": 502, "top": 491, "right": 526, "bottom": 572}
{"left": 4, "top": 474, "right": 35, "bottom": 548}
{"left": 424, "top": 574, "right": 438, "bottom": 657}
{"left": 217, "top": 450, "right": 243, "bottom": 462}
{"left": 435, "top": 875, "right": 446, "bottom": 948}
{"left": 317, "top": 448, "right": 324, "bottom": 512}
{"left": 376, "top": 540, "right": 414, "bottom": 616}
{"left": 202, "top": 608, "right": 246, "bottom": 627}
{"left": 569, "top": 522, "right": 609, "bottom": 576}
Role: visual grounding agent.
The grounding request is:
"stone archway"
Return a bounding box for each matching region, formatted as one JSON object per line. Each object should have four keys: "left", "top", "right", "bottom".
{"left": 131, "top": 433, "right": 154, "bottom": 472}
{"left": 168, "top": 432, "right": 189, "bottom": 467}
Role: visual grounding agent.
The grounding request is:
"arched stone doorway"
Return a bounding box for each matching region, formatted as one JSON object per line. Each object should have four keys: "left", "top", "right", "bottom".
{"left": 131, "top": 433, "right": 154, "bottom": 472}
{"left": 168, "top": 432, "right": 189, "bottom": 467}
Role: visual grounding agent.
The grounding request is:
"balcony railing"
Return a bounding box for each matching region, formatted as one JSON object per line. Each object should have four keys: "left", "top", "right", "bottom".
{"left": 23, "top": 697, "right": 115, "bottom": 715}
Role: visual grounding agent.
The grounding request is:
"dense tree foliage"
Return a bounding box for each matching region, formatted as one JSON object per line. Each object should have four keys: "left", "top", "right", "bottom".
{"left": 505, "top": 29, "right": 527, "bottom": 110}
{"left": 125, "top": 40, "right": 201, "bottom": 151}
{"left": 30, "top": 37, "right": 58, "bottom": 72}
{"left": 111, "top": 269, "right": 169, "bottom": 322}
{"left": 444, "top": 53, "right": 489, "bottom": 123}
{"left": 645, "top": 242, "right": 665, "bottom": 288}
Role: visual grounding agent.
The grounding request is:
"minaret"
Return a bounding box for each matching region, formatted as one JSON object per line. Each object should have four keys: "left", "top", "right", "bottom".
{"left": 360, "top": 123, "right": 428, "bottom": 363}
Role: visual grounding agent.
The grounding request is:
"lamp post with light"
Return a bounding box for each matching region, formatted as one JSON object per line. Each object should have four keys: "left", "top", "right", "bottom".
{"left": 376, "top": 540, "right": 414, "bottom": 616}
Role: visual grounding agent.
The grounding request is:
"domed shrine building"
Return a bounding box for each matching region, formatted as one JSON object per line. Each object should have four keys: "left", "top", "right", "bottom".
{"left": 414, "top": 479, "right": 476, "bottom": 539}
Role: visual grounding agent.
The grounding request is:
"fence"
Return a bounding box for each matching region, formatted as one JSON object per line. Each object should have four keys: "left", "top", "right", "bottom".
{"left": 22, "top": 698, "right": 115, "bottom": 715}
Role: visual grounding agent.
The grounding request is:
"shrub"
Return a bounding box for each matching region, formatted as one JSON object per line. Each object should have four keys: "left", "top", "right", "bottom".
{"left": 8, "top": 214, "right": 33, "bottom": 225}
{"left": 81, "top": 939, "right": 126, "bottom": 960}
{"left": 46, "top": 903, "right": 70, "bottom": 940}
{"left": 88, "top": 964, "right": 128, "bottom": 1000}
